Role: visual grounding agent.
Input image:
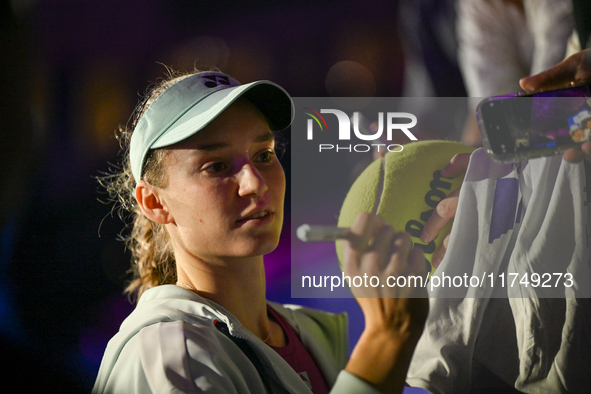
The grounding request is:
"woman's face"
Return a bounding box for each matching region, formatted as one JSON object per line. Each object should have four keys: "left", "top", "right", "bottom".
{"left": 157, "top": 99, "right": 286, "bottom": 263}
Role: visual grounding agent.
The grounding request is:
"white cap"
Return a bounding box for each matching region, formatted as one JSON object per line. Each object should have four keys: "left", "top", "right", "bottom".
{"left": 130, "top": 71, "right": 294, "bottom": 181}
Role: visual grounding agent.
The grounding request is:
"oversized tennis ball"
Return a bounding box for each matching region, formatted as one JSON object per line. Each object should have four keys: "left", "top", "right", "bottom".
{"left": 336, "top": 140, "right": 475, "bottom": 274}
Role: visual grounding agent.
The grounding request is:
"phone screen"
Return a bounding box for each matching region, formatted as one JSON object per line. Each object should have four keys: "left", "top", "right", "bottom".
{"left": 477, "top": 85, "right": 591, "bottom": 162}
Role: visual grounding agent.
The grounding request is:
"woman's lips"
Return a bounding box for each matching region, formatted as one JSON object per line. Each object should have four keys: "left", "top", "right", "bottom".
{"left": 244, "top": 210, "right": 269, "bottom": 220}
{"left": 236, "top": 210, "right": 273, "bottom": 226}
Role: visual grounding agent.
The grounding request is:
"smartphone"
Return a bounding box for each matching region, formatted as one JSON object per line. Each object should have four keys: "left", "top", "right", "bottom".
{"left": 476, "top": 84, "right": 591, "bottom": 163}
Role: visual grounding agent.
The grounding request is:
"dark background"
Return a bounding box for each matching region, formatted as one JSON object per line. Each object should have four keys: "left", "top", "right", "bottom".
{"left": 0, "top": 0, "right": 466, "bottom": 391}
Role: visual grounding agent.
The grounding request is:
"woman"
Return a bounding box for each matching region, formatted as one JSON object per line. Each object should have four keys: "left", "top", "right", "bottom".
{"left": 93, "top": 70, "right": 428, "bottom": 394}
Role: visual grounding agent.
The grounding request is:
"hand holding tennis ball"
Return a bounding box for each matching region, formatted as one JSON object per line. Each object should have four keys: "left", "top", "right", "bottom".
{"left": 336, "top": 141, "right": 475, "bottom": 275}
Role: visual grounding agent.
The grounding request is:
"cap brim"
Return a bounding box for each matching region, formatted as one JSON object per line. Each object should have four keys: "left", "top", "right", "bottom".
{"left": 151, "top": 80, "right": 294, "bottom": 149}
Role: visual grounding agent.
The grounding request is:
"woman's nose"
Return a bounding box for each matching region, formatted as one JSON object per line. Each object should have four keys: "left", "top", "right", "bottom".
{"left": 237, "top": 163, "right": 268, "bottom": 197}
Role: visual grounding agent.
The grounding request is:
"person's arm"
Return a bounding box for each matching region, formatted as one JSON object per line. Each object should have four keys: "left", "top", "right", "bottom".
{"left": 341, "top": 212, "right": 429, "bottom": 394}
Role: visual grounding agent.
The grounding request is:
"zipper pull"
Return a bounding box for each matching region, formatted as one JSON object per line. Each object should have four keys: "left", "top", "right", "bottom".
{"left": 214, "top": 319, "right": 230, "bottom": 335}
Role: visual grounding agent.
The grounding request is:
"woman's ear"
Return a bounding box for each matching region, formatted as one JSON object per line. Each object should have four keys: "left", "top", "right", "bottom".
{"left": 135, "top": 180, "right": 173, "bottom": 224}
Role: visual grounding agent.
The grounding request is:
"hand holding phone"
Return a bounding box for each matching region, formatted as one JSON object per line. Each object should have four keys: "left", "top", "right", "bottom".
{"left": 519, "top": 49, "right": 591, "bottom": 162}
{"left": 476, "top": 84, "right": 591, "bottom": 163}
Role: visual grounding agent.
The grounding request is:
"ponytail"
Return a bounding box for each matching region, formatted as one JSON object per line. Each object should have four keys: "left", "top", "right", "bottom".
{"left": 99, "top": 70, "right": 195, "bottom": 302}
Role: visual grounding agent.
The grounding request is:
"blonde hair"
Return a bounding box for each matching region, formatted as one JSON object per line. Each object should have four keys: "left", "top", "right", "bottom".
{"left": 100, "top": 70, "right": 194, "bottom": 302}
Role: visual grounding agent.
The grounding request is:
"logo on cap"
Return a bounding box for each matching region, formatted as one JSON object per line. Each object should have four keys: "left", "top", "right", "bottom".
{"left": 202, "top": 74, "right": 231, "bottom": 88}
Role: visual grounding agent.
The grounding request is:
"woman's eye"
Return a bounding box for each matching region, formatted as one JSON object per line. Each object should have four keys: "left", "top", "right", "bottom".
{"left": 206, "top": 162, "right": 227, "bottom": 173}
{"left": 257, "top": 150, "right": 274, "bottom": 163}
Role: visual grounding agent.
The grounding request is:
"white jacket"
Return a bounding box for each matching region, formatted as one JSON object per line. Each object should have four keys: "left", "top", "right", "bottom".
{"left": 92, "top": 285, "right": 380, "bottom": 394}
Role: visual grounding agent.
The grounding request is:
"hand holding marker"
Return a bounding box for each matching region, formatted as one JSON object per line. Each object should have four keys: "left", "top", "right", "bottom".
{"left": 297, "top": 140, "right": 474, "bottom": 273}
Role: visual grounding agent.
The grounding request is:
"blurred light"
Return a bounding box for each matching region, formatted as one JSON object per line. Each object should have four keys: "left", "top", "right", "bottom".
{"left": 71, "top": 62, "right": 133, "bottom": 161}
{"left": 225, "top": 36, "right": 274, "bottom": 83}
{"left": 325, "top": 60, "right": 376, "bottom": 97}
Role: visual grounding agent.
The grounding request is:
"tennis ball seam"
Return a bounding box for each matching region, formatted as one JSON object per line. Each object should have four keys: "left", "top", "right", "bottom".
{"left": 374, "top": 157, "right": 386, "bottom": 214}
